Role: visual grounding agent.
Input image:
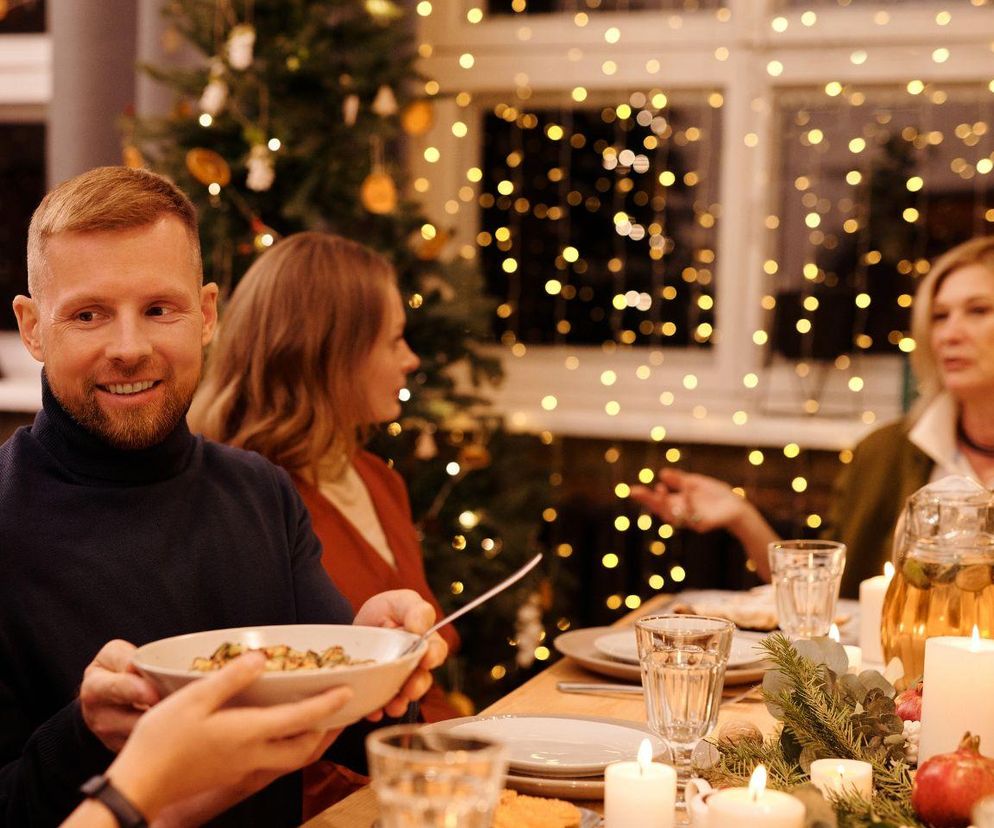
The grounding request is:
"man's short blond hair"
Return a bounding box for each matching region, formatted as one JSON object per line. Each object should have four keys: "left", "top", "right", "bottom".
{"left": 26, "top": 166, "right": 202, "bottom": 295}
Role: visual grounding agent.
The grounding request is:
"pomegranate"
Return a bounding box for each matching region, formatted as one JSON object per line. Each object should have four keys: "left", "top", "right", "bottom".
{"left": 912, "top": 732, "right": 994, "bottom": 828}
{"left": 895, "top": 680, "right": 923, "bottom": 722}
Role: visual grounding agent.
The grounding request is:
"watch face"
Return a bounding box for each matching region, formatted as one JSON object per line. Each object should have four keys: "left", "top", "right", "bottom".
{"left": 80, "top": 775, "right": 108, "bottom": 797}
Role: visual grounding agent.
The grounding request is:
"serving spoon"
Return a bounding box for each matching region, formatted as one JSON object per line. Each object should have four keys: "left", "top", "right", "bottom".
{"left": 400, "top": 552, "right": 543, "bottom": 656}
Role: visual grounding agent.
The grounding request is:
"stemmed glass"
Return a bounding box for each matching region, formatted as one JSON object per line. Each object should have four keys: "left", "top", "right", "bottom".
{"left": 635, "top": 615, "right": 734, "bottom": 791}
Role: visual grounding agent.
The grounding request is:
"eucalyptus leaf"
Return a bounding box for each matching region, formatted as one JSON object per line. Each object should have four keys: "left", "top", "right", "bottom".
{"left": 857, "top": 669, "right": 896, "bottom": 698}
{"left": 794, "top": 637, "right": 849, "bottom": 677}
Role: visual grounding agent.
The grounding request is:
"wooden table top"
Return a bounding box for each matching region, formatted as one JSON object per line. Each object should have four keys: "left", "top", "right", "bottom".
{"left": 302, "top": 595, "right": 776, "bottom": 828}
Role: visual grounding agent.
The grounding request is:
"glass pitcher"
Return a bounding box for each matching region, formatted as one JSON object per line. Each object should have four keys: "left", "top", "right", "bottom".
{"left": 881, "top": 476, "right": 994, "bottom": 684}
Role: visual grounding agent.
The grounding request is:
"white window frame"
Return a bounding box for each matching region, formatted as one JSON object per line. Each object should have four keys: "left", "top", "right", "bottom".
{"left": 415, "top": 0, "right": 994, "bottom": 449}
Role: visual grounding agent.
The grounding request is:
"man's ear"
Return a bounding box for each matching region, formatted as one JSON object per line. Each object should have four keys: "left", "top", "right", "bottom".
{"left": 12, "top": 295, "right": 44, "bottom": 363}
{"left": 200, "top": 282, "right": 219, "bottom": 347}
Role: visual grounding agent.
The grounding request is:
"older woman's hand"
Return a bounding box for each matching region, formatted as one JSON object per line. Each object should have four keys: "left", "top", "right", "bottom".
{"left": 354, "top": 589, "right": 448, "bottom": 719}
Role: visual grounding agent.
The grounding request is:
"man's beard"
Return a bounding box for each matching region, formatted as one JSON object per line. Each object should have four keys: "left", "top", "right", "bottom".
{"left": 56, "top": 368, "right": 196, "bottom": 450}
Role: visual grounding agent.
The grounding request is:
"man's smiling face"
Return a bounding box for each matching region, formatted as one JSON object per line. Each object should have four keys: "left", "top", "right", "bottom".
{"left": 15, "top": 215, "right": 218, "bottom": 449}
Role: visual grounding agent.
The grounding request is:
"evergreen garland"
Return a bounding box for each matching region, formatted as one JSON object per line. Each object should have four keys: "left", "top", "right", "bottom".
{"left": 703, "top": 635, "right": 924, "bottom": 828}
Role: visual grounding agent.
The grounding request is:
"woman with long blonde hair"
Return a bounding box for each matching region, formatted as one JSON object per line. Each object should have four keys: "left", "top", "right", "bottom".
{"left": 632, "top": 235, "right": 994, "bottom": 595}
{"left": 189, "top": 231, "right": 459, "bottom": 815}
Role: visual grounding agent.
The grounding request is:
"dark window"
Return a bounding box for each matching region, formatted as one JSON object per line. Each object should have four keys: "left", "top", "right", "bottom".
{"left": 0, "top": 122, "right": 46, "bottom": 330}
{"left": 480, "top": 98, "right": 722, "bottom": 347}
{"left": 0, "top": 0, "right": 45, "bottom": 33}
{"left": 771, "top": 86, "right": 994, "bottom": 360}
{"left": 487, "top": 0, "right": 724, "bottom": 14}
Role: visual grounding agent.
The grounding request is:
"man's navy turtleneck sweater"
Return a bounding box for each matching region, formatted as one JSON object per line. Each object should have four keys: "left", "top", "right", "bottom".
{"left": 0, "top": 376, "right": 360, "bottom": 826}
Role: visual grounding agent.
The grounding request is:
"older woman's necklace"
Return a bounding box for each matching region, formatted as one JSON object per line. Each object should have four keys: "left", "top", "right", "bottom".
{"left": 957, "top": 418, "right": 994, "bottom": 457}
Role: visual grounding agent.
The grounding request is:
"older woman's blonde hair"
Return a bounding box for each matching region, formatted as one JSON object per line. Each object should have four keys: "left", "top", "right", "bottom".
{"left": 188, "top": 231, "right": 396, "bottom": 481}
{"left": 910, "top": 235, "right": 994, "bottom": 407}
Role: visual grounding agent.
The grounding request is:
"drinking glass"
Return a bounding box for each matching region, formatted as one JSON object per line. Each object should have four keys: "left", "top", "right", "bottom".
{"left": 367, "top": 724, "right": 508, "bottom": 828}
{"left": 769, "top": 540, "right": 846, "bottom": 638}
{"left": 635, "top": 614, "right": 734, "bottom": 785}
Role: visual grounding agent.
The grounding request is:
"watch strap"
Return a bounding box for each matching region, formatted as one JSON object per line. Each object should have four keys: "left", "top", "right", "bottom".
{"left": 80, "top": 775, "right": 148, "bottom": 828}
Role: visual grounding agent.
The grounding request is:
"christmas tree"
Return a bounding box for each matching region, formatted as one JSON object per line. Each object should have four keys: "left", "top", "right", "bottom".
{"left": 128, "top": 0, "right": 558, "bottom": 709}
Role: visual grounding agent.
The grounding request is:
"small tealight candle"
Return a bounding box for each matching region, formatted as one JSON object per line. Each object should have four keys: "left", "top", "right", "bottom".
{"left": 919, "top": 626, "right": 994, "bottom": 763}
{"left": 858, "top": 562, "right": 894, "bottom": 665}
{"left": 809, "top": 759, "right": 873, "bottom": 799}
{"left": 829, "top": 624, "right": 862, "bottom": 673}
{"left": 604, "top": 738, "right": 676, "bottom": 828}
{"left": 707, "top": 765, "right": 805, "bottom": 828}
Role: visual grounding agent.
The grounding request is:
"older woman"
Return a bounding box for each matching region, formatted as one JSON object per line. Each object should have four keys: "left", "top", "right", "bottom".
{"left": 188, "top": 231, "right": 459, "bottom": 814}
{"left": 632, "top": 235, "right": 994, "bottom": 596}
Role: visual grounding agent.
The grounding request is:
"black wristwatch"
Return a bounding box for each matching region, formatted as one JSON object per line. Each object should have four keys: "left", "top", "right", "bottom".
{"left": 80, "top": 775, "right": 148, "bottom": 828}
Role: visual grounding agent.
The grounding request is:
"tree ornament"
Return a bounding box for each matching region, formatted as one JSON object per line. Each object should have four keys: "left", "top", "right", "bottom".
{"left": 416, "top": 229, "right": 451, "bottom": 261}
{"left": 360, "top": 168, "right": 397, "bottom": 214}
{"left": 446, "top": 689, "right": 475, "bottom": 717}
{"left": 514, "top": 593, "right": 543, "bottom": 668}
{"left": 912, "top": 732, "right": 994, "bottom": 827}
{"left": 364, "top": 0, "right": 403, "bottom": 22}
{"left": 186, "top": 148, "right": 231, "bottom": 186}
{"left": 401, "top": 99, "right": 434, "bottom": 136}
{"left": 122, "top": 145, "right": 145, "bottom": 169}
{"left": 414, "top": 430, "right": 438, "bottom": 460}
{"left": 342, "top": 94, "right": 360, "bottom": 127}
{"left": 245, "top": 144, "right": 275, "bottom": 192}
{"left": 371, "top": 85, "right": 399, "bottom": 117}
{"left": 198, "top": 60, "right": 228, "bottom": 116}
{"left": 225, "top": 23, "right": 256, "bottom": 70}
{"left": 458, "top": 443, "right": 492, "bottom": 471}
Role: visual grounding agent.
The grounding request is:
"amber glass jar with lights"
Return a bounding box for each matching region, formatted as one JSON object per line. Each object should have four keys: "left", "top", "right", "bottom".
{"left": 881, "top": 477, "right": 994, "bottom": 686}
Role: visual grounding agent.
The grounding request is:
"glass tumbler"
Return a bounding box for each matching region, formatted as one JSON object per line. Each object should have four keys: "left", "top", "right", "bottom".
{"left": 635, "top": 614, "right": 734, "bottom": 786}
{"left": 769, "top": 540, "right": 846, "bottom": 638}
{"left": 366, "top": 723, "right": 508, "bottom": 828}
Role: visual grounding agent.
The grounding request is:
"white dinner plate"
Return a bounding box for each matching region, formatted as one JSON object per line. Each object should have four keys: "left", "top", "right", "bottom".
{"left": 423, "top": 714, "right": 668, "bottom": 778}
{"left": 592, "top": 629, "right": 770, "bottom": 668}
{"left": 553, "top": 626, "right": 767, "bottom": 685}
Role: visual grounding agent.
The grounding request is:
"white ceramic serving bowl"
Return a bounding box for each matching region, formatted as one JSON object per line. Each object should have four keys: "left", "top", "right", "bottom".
{"left": 132, "top": 624, "right": 428, "bottom": 730}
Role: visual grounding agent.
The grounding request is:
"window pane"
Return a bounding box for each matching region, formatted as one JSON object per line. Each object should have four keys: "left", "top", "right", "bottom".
{"left": 0, "top": 0, "right": 46, "bottom": 33}
{"left": 480, "top": 95, "right": 722, "bottom": 347}
{"left": 770, "top": 84, "right": 994, "bottom": 360}
{"left": 0, "top": 122, "right": 45, "bottom": 330}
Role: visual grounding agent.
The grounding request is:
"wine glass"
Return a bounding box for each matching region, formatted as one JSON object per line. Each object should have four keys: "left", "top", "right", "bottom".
{"left": 635, "top": 615, "right": 734, "bottom": 792}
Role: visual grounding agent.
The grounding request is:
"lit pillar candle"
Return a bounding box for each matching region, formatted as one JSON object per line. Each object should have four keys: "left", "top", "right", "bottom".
{"left": 707, "top": 765, "right": 805, "bottom": 828}
{"left": 604, "top": 738, "right": 676, "bottom": 828}
{"left": 919, "top": 626, "right": 994, "bottom": 763}
{"left": 809, "top": 759, "right": 873, "bottom": 799}
{"left": 858, "top": 562, "right": 894, "bottom": 665}
{"left": 829, "top": 624, "right": 862, "bottom": 673}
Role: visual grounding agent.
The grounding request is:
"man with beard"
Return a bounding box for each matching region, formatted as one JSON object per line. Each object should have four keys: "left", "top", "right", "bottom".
{"left": 0, "top": 166, "right": 446, "bottom": 827}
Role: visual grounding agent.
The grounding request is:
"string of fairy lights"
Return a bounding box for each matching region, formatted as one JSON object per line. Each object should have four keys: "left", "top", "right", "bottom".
{"left": 410, "top": 0, "right": 994, "bottom": 677}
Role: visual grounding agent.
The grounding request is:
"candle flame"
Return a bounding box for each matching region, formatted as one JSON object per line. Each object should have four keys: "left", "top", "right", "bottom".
{"left": 637, "top": 738, "right": 652, "bottom": 774}
{"left": 884, "top": 562, "right": 895, "bottom": 579}
{"left": 749, "top": 764, "right": 768, "bottom": 801}
{"left": 829, "top": 624, "right": 841, "bottom": 643}
{"left": 973, "top": 625, "right": 982, "bottom": 651}
{"left": 836, "top": 763, "right": 846, "bottom": 779}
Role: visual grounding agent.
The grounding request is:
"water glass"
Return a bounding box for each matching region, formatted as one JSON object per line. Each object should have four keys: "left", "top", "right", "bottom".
{"left": 367, "top": 724, "right": 508, "bottom": 828}
{"left": 635, "top": 614, "right": 735, "bottom": 781}
{"left": 769, "top": 540, "right": 846, "bottom": 638}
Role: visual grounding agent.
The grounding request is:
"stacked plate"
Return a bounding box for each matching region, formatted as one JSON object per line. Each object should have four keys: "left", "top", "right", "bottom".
{"left": 422, "top": 714, "right": 669, "bottom": 800}
{"left": 553, "top": 625, "right": 771, "bottom": 685}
